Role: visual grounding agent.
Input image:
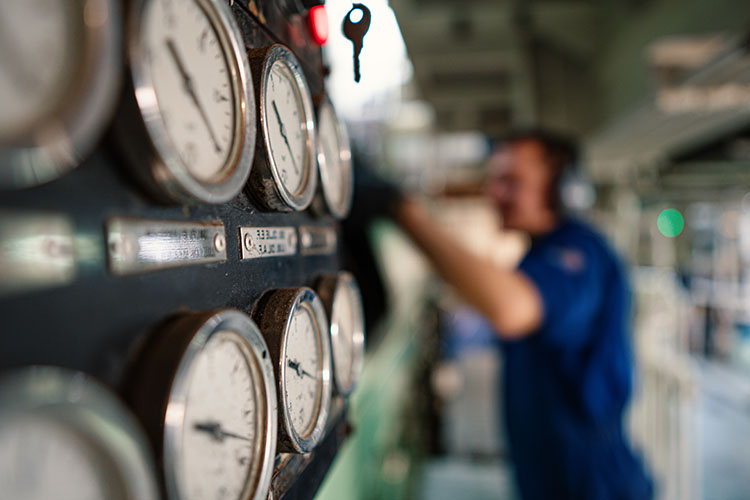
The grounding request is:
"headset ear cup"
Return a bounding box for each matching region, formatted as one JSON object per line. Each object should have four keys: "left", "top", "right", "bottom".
{"left": 557, "top": 167, "right": 573, "bottom": 211}
{"left": 559, "top": 164, "right": 595, "bottom": 212}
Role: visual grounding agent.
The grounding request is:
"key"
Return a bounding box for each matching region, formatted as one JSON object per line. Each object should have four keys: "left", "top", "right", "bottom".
{"left": 342, "top": 4, "right": 371, "bottom": 83}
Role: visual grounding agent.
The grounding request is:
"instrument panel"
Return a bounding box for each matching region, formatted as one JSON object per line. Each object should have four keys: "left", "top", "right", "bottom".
{"left": 0, "top": 1, "right": 363, "bottom": 499}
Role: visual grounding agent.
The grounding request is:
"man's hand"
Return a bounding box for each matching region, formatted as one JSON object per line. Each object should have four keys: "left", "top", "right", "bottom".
{"left": 395, "top": 197, "right": 543, "bottom": 339}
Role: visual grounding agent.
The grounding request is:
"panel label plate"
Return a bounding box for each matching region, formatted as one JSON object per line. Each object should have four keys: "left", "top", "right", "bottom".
{"left": 239, "top": 226, "right": 298, "bottom": 259}
{"left": 107, "top": 218, "right": 227, "bottom": 275}
{"left": 0, "top": 212, "right": 76, "bottom": 295}
{"left": 299, "top": 225, "right": 337, "bottom": 255}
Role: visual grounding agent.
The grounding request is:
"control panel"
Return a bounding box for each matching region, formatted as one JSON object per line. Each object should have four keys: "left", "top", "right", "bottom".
{"left": 0, "top": 1, "right": 363, "bottom": 499}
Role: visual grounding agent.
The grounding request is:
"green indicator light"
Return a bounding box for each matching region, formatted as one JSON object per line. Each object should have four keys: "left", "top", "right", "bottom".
{"left": 657, "top": 209, "right": 684, "bottom": 238}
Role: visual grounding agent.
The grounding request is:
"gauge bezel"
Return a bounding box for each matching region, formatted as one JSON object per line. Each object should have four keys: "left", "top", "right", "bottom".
{"left": 316, "top": 271, "right": 365, "bottom": 396}
{"left": 126, "top": 310, "right": 277, "bottom": 500}
{"left": 251, "top": 287, "right": 332, "bottom": 453}
{"left": 119, "top": 0, "right": 256, "bottom": 204}
{"left": 314, "top": 96, "right": 353, "bottom": 219}
{"left": 247, "top": 44, "right": 318, "bottom": 212}
{"left": 0, "top": 0, "right": 121, "bottom": 190}
{"left": 0, "top": 366, "right": 159, "bottom": 499}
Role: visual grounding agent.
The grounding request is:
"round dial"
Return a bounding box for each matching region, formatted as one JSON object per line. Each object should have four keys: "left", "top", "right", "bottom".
{"left": 127, "top": 310, "right": 277, "bottom": 500}
{"left": 248, "top": 44, "right": 317, "bottom": 211}
{"left": 0, "top": 0, "right": 121, "bottom": 189}
{"left": 144, "top": 0, "right": 234, "bottom": 181}
{"left": 252, "top": 288, "right": 332, "bottom": 453}
{"left": 123, "top": 0, "right": 255, "bottom": 203}
{"left": 317, "top": 272, "right": 365, "bottom": 396}
{"left": 316, "top": 98, "right": 353, "bottom": 219}
{"left": 0, "top": 367, "right": 159, "bottom": 500}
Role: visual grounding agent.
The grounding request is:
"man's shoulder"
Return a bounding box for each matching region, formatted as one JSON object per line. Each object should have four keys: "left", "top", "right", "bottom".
{"left": 548, "top": 218, "right": 621, "bottom": 272}
{"left": 557, "top": 219, "right": 613, "bottom": 252}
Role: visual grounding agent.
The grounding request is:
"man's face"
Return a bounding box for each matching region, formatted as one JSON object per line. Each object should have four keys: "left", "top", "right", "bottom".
{"left": 485, "top": 139, "right": 554, "bottom": 232}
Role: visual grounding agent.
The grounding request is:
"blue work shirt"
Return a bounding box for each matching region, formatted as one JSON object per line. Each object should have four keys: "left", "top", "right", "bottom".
{"left": 501, "top": 218, "right": 653, "bottom": 500}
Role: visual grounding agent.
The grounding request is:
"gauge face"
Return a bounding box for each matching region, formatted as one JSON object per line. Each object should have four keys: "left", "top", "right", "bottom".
{"left": 249, "top": 45, "right": 317, "bottom": 211}
{"left": 264, "top": 60, "right": 309, "bottom": 194}
{"left": 148, "top": 310, "right": 276, "bottom": 500}
{"left": 0, "top": 367, "right": 159, "bottom": 500}
{"left": 0, "top": 1, "right": 80, "bottom": 140}
{"left": 0, "top": 416, "right": 111, "bottom": 500}
{"left": 143, "top": 0, "right": 234, "bottom": 182}
{"left": 126, "top": 0, "right": 255, "bottom": 203}
{"left": 252, "top": 288, "right": 331, "bottom": 453}
{"left": 329, "top": 274, "right": 365, "bottom": 394}
{"left": 178, "top": 331, "right": 259, "bottom": 500}
{"left": 317, "top": 272, "right": 365, "bottom": 396}
{"left": 0, "top": 0, "right": 120, "bottom": 189}
{"left": 283, "top": 305, "right": 322, "bottom": 435}
{"left": 316, "top": 99, "right": 353, "bottom": 219}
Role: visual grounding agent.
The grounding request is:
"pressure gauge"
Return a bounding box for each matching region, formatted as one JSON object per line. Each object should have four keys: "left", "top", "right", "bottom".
{"left": 126, "top": 310, "right": 277, "bottom": 500}
{"left": 0, "top": 366, "right": 159, "bottom": 500}
{"left": 118, "top": 0, "right": 256, "bottom": 204}
{"left": 314, "top": 97, "right": 353, "bottom": 219}
{"left": 316, "top": 272, "right": 365, "bottom": 396}
{"left": 0, "top": 0, "right": 121, "bottom": 189}
{"left": 251, "top": 288, "right": 332, "bottom": 453}
{"left": 247, "top": 44, "right": 318, "bottom": 211}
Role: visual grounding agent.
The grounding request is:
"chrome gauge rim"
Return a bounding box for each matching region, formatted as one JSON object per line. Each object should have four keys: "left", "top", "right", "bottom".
{"left": 0, "top": 0, "right": 121, "bottom": 190}
{"left": 252, "top": 287, "right": 332, "bottom": 453}
{"left": 316, "top": 97, "right": 353, "bottom": 219}
{"left": 0, "top": 366, "right": 159, "bottom": 500}
{"left": 125, "top": 0, "right": 256, "bottom": 204}
{"left": 254, "top": 44, "right": 318, "bottom": 211}
{"left": 160, "top": 310, "right": 277, "bottom": 500}
{"left": 316, "top": 271, "right": 365, "bottom": 396}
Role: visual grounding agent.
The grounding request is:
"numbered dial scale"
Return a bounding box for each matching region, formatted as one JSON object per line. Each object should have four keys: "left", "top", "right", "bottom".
{"left": 314, "top": 97, "right": 354, "bottom": 219}
{"left": 247, "top": 44, "right": 318, "bottom": 212}
{"left": 252, "top": 288, "right": 332, "bottom": 453}
{"left": 119, "top": 0, "right": 256, "bottom": 204}
{"left": 0, "top": 0, "right": 121, "bottom": 189}
{"left": 126, "top": 310, "right": 277, "bottom": 500}
{"left": 316, "top": 272, "right": 365, "bottom": 396}
{"left": 0, "top": 367, "right": 159, "bottom": 500}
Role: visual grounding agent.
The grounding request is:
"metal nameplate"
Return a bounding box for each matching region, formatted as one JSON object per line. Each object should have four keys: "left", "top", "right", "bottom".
{"left": 239, "top": 226, "right": 298, "bottom": 260}
{"left": 299, "top": 225, "right": 337, "bottom": 255}
{"left": 0, "top": 212, "right": 76, "bottom": 296}
{"left": 107, "top": 218, "right": 227, "bottom": 275}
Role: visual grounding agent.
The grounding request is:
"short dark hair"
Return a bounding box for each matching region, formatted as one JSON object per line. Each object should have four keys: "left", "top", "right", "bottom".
{"left": 496, "top": 128, "right": 579, "bottom": 212}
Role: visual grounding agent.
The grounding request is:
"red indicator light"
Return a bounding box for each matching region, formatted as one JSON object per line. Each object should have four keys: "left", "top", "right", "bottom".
{"left": 309, "top": 5, "right": 329, "bottom": 46}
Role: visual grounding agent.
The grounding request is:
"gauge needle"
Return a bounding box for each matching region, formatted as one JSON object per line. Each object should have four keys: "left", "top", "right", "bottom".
{"left": 271, "top": 100, "right": 300, "bottom": 175}
{"left": 165, "top": 38, "right": 222, "bottom": 153}
{"left": 287, "top": 359, "right": 314, "bottom": 379}
{"left": 194, "top": 421, "right": 252, "bottom": 443}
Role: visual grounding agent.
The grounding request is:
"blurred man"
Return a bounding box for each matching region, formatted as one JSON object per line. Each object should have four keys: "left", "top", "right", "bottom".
{"left": 391, "top": 131, "right": 653, "bottom": 499}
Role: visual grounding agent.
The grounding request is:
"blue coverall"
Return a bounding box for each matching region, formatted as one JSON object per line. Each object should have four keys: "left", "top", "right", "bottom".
{"left": 501, "top": 218, "right": 654, "bottom": 500}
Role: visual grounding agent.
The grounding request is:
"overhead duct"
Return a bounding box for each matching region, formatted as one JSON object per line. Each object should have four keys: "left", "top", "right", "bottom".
{"left": 586, "top": 33, "right": 750, "bottom": 184}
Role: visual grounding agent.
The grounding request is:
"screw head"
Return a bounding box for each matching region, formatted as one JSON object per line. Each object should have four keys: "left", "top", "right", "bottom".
{"left": 243, "top": 233, "right": 254, "bottom": 251}
{"left": 214, "top": 233, "right": 226, "bottom": 253}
